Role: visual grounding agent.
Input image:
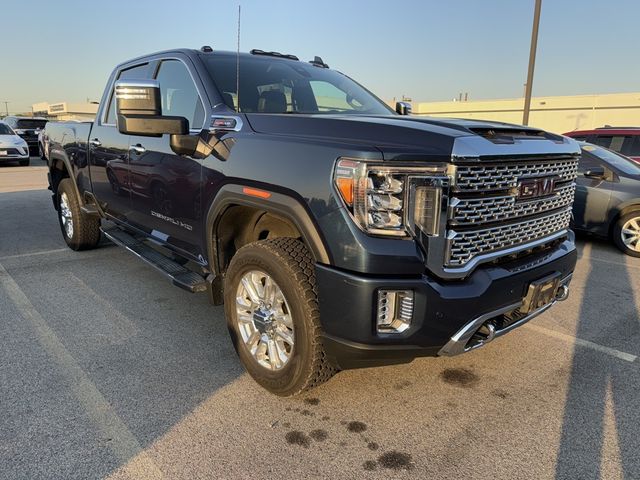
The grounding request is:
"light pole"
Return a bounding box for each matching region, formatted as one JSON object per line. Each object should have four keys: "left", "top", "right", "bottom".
{"left": 523, "top": 0, "right": 542, "bottom": 126}
{"left": 1, "top": 101, "right": 9, "bottom": 117}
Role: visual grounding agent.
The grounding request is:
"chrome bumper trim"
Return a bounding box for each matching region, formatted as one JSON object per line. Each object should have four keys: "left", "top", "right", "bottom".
{"left": 438, "top": 273, "right": 573, "bottom": 356}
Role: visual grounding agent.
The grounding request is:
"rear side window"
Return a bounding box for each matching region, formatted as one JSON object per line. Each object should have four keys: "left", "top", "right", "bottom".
{"left": 591, "top": 135, "right": 637, "bottom": 156}
{"left": 105, "top": 63, "right": 150, "bottom": 125}
{"left": 155, "top": 60, "right": 205, "bottom": 128}
{"left": 625, "top": 137, "right": 640, "bottom": 157}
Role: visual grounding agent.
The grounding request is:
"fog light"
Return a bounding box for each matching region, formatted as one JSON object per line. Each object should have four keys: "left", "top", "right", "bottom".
{"left": 377, "top": 290, "right": 414, "bottom": 333}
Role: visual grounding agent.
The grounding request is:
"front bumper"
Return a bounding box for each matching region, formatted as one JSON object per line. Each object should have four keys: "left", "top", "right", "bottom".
{"left": 316, "top": 238, "right": 577, "bottom": 370}
{"left": 0, "top": 147, "right": 29, "bottom": 163}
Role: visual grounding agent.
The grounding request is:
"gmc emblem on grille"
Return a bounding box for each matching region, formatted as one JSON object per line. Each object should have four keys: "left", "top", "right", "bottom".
{"left": 517, "top": 177, "right": 556, "bottom": 199}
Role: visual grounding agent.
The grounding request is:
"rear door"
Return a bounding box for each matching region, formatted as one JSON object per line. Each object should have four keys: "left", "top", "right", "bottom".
{"left": 125, "top": 57, "right": 207, "bottom": 260}
{"left": 89, "top": 63, "right": 152, "bottom": 222}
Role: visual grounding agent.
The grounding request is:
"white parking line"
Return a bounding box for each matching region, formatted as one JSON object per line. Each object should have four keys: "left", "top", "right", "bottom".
{"left": 586, "top": 255, "right": 640, "bottom": 271}
{"left": 0, "top": 261, "right": 164, "bottom": 478}
{"left": 526, "top": 324, "right": 637, "bottom": 363}
{"left": 0, "top": 248, "right": 68, "bottom": 261}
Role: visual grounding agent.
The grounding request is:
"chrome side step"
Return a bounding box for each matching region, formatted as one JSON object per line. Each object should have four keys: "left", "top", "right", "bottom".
{"left": 101, "top": 226, "right": 208, "bottom": 293}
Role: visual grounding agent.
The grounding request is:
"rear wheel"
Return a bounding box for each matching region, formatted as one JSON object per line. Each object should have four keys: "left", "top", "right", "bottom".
{"left": 57, "top": 178, "right": 101, "bottom": 251}
{"left": 613, "top": 211, "right": 640, "bottom": 257}
{"left": 224, "top": 238, "right": 336, "bottom": 396}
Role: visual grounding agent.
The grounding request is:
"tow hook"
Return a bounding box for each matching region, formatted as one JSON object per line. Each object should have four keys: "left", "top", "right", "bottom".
{"left": 555, "top": 284, "right": 569, "bottom": 302}
{"left": 470, "top": 321, "right": 496, "bottom": 349}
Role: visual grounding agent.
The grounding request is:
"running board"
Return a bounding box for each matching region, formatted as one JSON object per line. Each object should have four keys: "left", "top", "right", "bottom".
{"left": 101, "top": 227, "right": 208, "bottom": 293}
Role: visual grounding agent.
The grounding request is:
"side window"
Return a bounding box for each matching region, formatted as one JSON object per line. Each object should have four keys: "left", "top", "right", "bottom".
{"left": 155, "top": 60, "right": 205, "bottom": 128}
{"left": 104, "top": 63, "right": 150, "bottom": 125}
{"left": 592, "top": 135, "right": 633, "bottom": 155}
{"left": 578, "top": 152, "right": 604, "bottom": 174}
{"left": 620, "top": 136, "right": 638, "bottom": 156}
{"left": 629, "top": 137, "right": 640, "bottom": 157}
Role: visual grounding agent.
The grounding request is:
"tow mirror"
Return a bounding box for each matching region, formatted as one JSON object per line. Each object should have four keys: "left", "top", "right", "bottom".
{"left": 584, "top": 166, "right": 606, "bottom": 179}
{"left": 115, "top": 80, "right": 189, "bottom": 137}
{"left": 395, "top": 101, "right": 412, "bottom": 115}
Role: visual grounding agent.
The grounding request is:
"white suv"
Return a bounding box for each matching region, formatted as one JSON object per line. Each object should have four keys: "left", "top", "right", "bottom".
{"left": 0, "top": 122, "right": 30, "bottom": 166}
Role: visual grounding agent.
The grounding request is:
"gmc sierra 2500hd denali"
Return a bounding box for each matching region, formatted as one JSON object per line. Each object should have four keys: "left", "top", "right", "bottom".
{"left": 45, "top": 47, "right": 579, "bottom": 396}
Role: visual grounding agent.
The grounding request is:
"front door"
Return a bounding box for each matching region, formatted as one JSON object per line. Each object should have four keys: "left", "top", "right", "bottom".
{"left": 125, "top": 58, "right": 207, "bottom": 260}
{"left": 89, "top": 62, "right": 153, "bottom": 222}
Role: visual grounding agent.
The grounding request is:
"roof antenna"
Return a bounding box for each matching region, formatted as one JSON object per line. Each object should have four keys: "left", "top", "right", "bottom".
{"left": 236, "top": 4, "right": 241, "bottom": 113}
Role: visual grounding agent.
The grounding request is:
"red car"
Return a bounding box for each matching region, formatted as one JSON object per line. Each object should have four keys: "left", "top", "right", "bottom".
{"left": 564, "top": 127, "right": 640, "bottom": 164}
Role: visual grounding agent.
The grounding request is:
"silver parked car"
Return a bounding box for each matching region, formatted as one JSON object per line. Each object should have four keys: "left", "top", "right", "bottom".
{"left": 0, "top": 122, "right": 30, "bottom": 166}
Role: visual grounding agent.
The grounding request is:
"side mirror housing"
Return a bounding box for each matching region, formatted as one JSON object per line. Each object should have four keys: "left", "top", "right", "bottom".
{"left": 396, "top": 101, "right": 412, "bottom": 115}
{"left": 584, "top": 166, "right": 606, "bottom": 179}
{"left": 115, "top": 80, "right": 189, "bottom": 137}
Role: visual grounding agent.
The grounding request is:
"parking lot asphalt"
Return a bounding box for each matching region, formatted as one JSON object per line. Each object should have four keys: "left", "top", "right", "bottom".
{"left": 0, "top": 168, "right": 639, "bottom": 480}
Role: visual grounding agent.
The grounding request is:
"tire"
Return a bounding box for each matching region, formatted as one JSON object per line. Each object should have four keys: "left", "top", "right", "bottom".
{"left": 57, "top": 178, "right": 101, "bottom": 251}
{"left": 19, "top": 159, "right": 29, "bottom": 166}
{"left": 224, "top": 238, "right": 336, "bottom": 396}
{"left": 613, "top": 210, "right": 640, "bottom": 257}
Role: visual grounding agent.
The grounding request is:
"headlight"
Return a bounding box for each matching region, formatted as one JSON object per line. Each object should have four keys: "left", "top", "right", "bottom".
{"left": 333, "top": 158, "right": 448, "bottom": 237}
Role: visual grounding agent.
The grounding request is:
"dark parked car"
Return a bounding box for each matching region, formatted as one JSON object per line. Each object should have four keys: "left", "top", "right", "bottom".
{"left": 564, "top": 127, "right": 640, "bottom": 164}
{"left": 2, "top": 116, "right": 48, "bottom": 156}
{"left": 44, "top": 47, "right": 579, "bottom": 395}
{"left": 573, "top": 142, "right": 640, "bottom": 256}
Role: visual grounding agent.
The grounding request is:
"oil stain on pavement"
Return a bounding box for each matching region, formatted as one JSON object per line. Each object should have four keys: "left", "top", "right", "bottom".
{"left": 281, "top": 396, "right": 416, "bottom": 472}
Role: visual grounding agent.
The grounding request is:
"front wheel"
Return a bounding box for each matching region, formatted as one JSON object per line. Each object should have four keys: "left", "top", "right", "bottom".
{"left": 57, "top": 178, "right": 101, "bottom": 251}
{"left": 613, "top": 211, "right": 640, "bottom": 257}
{"left": 19, "top": 159, "right": 29, "bottom": 166}
{"left": 224, "top": 238, "right": 336, "bottom": 396}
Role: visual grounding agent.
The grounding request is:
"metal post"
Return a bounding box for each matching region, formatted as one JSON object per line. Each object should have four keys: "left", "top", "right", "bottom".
{"left": 523, "top": 0, "right": 542, "bottom": 126}
{"left": 2, "top": 101, "right": 9, "bottom": 116}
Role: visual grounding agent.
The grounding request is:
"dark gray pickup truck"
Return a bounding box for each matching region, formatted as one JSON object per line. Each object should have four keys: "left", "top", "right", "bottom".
{"left": 44, "top": 47, "right": 579, "bottom": 395}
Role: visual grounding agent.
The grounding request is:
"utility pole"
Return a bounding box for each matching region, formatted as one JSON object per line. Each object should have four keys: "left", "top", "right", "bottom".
{"left": 523, "top": 0, "right": 542, "bottom": 126}
{"left": 1, "top": 101, "right": 9, "bottom": 117}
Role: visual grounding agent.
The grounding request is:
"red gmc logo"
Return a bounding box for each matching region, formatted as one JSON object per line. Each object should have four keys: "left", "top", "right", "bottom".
{"left": 518, "top": 177, "right": 556, "bottom": 199}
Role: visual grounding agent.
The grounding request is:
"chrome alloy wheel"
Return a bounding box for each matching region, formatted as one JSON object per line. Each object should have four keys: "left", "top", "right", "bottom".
{"left": 621, "top": 216, "right": 640, "bottom": 252}
{"left": 235, "top": 270, "right": 295, "bottom": 370}
{"left": 59, "top": 192, "right": 74, "bottom": 239}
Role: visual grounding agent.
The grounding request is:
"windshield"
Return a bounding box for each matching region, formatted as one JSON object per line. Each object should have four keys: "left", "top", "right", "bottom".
{"left": 203, "top": 54, "right": 393, "bottom": 115}
{"left": 0, "top": 124, "right": 14, "bottom": 135}
{"left": 580, "top": 143, "right": 640, "bottom": 175}
{"left": 16, "top": 119, "right": 47, "bottom": 129}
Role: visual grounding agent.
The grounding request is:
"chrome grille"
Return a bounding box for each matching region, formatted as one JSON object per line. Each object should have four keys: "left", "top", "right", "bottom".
{"left": 455, "top": 157, "right": 579, "bottom": 192}
{"left": 446, "top": 208, "right": 572, "bottom": 267}
{"left": 450, "top": 183, "right": 575, "bottom": 226}
{"left": 443, "top": 154, "right": 579, "bottom": 269}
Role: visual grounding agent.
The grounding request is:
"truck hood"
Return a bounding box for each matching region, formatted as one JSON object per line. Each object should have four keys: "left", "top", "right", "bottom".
{"left": 244, "top": 114, "right": 558, "bottom": 161}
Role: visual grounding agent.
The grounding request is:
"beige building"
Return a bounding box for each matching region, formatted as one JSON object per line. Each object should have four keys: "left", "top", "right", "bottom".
{"left": 412, "top": 92, "right": 640, "bottom": 135}
{"left": 31, "top": 102, "right": 98, "bottom": 121}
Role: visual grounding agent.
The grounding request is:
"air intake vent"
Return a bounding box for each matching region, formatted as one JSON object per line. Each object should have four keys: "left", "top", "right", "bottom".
{"left": 470, "top": 128, "right": 563, "bottom": 144}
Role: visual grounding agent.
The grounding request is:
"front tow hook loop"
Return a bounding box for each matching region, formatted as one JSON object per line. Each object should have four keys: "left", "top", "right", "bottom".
{"left": 555, "top": 284, "right": 569, "bottom": 302}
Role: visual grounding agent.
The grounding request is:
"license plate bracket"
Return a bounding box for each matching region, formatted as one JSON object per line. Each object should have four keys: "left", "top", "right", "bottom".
{"left": 521, "top": 273, "right": 561, "bottom": 314}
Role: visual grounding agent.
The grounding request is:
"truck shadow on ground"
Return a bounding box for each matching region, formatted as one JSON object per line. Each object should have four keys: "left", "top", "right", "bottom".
{"left": 555, "top": 238, "right": 640, "bottom": 479}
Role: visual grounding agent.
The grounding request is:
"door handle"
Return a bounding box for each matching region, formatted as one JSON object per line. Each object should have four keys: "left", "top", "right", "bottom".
{"left": 129, "top": 144, "right": 146, "bottom": 155}
{"left": 89, "top": 138, "right": 101, "bottom": 148}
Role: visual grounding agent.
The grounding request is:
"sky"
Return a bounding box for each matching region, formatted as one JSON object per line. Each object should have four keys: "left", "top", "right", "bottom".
{"left": 1, "top": 0, "right": 639, "bottom": 114}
